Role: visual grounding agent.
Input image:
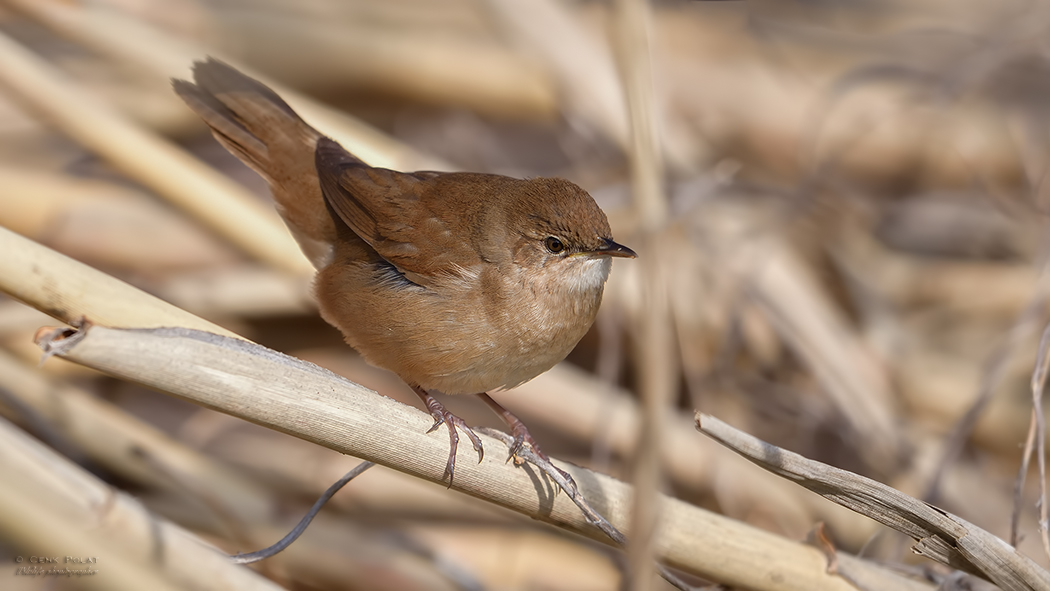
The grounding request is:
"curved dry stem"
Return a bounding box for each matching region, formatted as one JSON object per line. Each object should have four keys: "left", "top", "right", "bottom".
{"left": 34, "top": 322, "right": 931, "bottom": 591}
{"left": 698, "top": 413, "right": 1050, "bottom": 591}
{"left": 1026, "top": 322, "right": 1050, "bottom": 560}
{"left": 230, "top": 462, "right": 376, "bottom": 565}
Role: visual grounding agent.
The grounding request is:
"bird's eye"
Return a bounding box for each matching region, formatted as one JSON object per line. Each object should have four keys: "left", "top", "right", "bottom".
{"left": 544, "top": 236, "right": 565, "bottom": 254}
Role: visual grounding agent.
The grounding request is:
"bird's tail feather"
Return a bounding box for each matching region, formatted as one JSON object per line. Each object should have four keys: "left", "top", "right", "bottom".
{"left": 173, "top": 57, "right": 338, "bottom": 267}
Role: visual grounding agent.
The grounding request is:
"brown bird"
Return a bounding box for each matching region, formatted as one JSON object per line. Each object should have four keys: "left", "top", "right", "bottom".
{"left": 174, "top": 58, "right": 635, "bottom": 484}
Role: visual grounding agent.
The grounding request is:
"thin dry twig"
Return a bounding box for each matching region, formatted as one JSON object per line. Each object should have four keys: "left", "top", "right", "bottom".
{"left": 697, "top": 412, "right": 1050, "bottom": 591}
{"left": 613, "top": 0, "right": 672, "bottom": 587}
{"left": 1035, "top": 334, "right": 1050, "bottom": 564}
{"left": 923, "top": 262, "right": 1050, "bottom": 504}
{"left": 1016, "top": 322, "right": 1050, "bottom": 561}
{"left": 688, "top": 201, "right": 899, "bottom": 472}
{"left": 1013, "top": 410, "right": 1039, "bottom": 547}
{"left": 230, "top": 461, "right": 376, "bottom": 565}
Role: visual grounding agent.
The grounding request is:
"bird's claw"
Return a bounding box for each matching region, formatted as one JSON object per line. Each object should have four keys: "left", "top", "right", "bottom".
{"left": 431, "top": 408, "right": 484, "bottom": 486}
{"left": 426, "top": 416, "right": 445, "bottom": 433}
{"left": 501, "top": 426, "right": 577, "bottom": 494}
{"left": 506, "top": 433, "right": 527, "bottom": 463}
{"left": 414, "top": 387, "right": 484, "bottom": 486}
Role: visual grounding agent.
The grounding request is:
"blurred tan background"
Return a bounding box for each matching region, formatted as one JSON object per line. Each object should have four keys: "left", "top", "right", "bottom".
{"left": 1, "top": 0, "right": 1048, "bottom": 589}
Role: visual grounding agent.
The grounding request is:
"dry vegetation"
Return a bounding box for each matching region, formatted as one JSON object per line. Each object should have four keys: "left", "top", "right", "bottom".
{"left": 1, "top": 0, "right": 1049, "bottom": 589}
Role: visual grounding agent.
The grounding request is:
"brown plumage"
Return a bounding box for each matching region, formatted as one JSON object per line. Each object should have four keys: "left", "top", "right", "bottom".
{"left": 174, "top": 58, "right": 634, "bottom": 483}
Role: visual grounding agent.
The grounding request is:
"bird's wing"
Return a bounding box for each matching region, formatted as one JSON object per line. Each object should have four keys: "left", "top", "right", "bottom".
{"left": 315, "top": 137, "right": 480, "bottom": 283}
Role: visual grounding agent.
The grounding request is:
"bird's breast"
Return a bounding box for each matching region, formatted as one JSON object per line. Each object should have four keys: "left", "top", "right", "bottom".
{"left": 469, "top": 255, "right": 611, "bottom": 389}
{"left": 316, "top": 255, "right": 611, "bottom": 395}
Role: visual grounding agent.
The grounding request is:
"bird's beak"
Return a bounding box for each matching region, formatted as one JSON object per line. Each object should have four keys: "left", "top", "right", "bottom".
{"left": 588, "top": 237, "right": 637, "bottom": 259}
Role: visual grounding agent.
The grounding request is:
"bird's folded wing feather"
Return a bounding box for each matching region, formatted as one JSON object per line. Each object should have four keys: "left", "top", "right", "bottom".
{"left": 315, "top": 137, "right": 480, "bottom": 282}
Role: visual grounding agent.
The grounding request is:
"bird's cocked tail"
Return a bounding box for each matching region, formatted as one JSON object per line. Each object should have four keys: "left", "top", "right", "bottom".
{"left": 173, "top": 58, "right": 345, "bottom": 268}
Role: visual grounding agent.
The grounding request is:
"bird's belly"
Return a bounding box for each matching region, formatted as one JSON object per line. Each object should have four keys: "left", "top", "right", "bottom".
{"left": 364, "top": 298, "right": 588, "bottom": 395}
{"left": 423, "top": 322, "right": 579, "bottom": 394}
{"left": 315, "top": 262, "right": 601, "bottom": 395}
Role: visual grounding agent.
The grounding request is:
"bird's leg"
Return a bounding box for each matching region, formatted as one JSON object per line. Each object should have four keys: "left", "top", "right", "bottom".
{"left": 411, "top": 385, "right": 484, "bottom": 485}
{"left": 477, "top": 393, "right": 547, "bottom": 461}
{"left": 477, "top": 393, "right": 575, "bottom": 487}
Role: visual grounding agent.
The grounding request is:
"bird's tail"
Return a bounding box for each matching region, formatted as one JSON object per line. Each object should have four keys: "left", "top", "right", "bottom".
{"left": 173, "top": 58, "right": 339, "bottom": 268}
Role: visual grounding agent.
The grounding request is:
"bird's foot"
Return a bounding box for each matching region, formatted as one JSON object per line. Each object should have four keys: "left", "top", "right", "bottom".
{"left": 412, "top": 386, "right": 484, "bottom": 486}
{"left": 478, "top": 393, "right": 577, "bottom": 492}
{"left": 505, "top": 422, "right": 576, "bottom": 490}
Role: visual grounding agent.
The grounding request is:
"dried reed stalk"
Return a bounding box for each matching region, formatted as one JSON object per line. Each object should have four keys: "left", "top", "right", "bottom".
{"left": 0, "top": 226, "right": 236, "bottom": 336}
{"left": 698, "top": 413, "right": 1050, "bottom": 591}
{"left": 0, "top": 300, "right": 52, "bottom": 336}
{"left": 37, "top": 322, "right": 933, "bottom": 591}
{"left": 0, "top": 351, "right": 493, "bottom": 590}
{"left": 611, "top": 0, "right": 673, "bottom": 585}
{"left": 483, "top": 0, "right": 629, "bottom": 149}
{"left": 1020, "top": 322, "right": 1050, "bottom": 561}
{"left": 6, "top": 0, "right": 450, "bottom": 172}
{"left": 1, "top": 175, "right": 927, "bottom": 589}
{"left": 0, "top": 350, "right": 273, "bottom": 525}
{"left": 0, "top": 29, "right": 312, "bottom": 275}
{"left": 155, "top": 267, "right": 314, "bottom": 318}
{"left": 213, "top": 10, "right": 557, "bottom": 122}
{"left": 498, "top": 363, "right": 878, "bottom": 546}
{"left": 0, "top": 167, "right": 239, "bottom": 273}
{"left": 0, "top": 415, "right": 283, "bottom": 591}
{"left": 202, "top": 359, "right": 875, "bottom": 544}
{"left": 689, "top": 201, "right": 900, "bottom": 472}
